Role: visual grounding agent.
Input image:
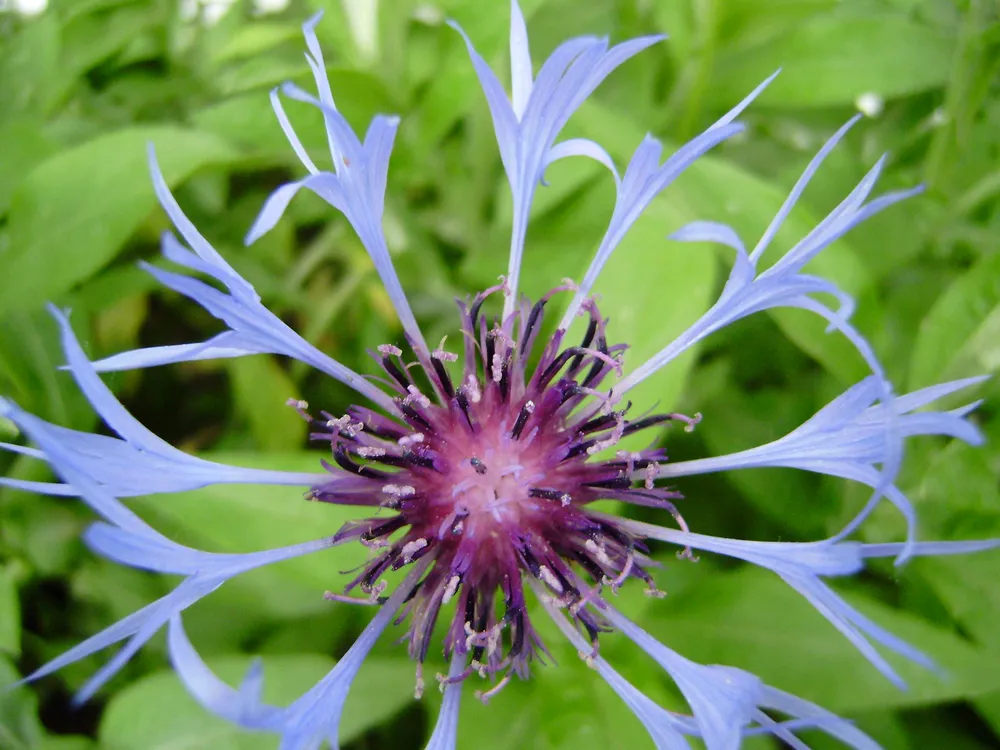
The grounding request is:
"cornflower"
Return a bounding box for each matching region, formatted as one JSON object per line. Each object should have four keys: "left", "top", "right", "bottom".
{"left": 3, "top": 4, "right": 996, "bottom": 749}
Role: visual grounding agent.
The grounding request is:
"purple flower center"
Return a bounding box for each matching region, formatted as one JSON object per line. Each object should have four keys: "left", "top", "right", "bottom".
{"left": 304, "top": 283, "right": 697, "bottom": 694}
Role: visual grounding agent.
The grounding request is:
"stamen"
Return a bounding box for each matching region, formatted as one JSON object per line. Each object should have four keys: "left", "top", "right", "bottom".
{"left": 537, "top": 565, "right": 564, "bottom": 593}
{"left": 644, "top": 462, "right": 659, "bottom": 490}
{"left": 324, "top": 590, "right": 383, "bottom": 606}
{"left": 511, "top": 400, "right": 535, "bottom": 439}
{"left": 382, "top": 484, "right": 416, "bottom": 498}
{"left": 405, "top": 385, "right": 431, "bottom": 409}
{"left": 442, "top": 574, "right": 462, "bottom": 604}
{"left": 414, "top": 663, "right": 425, "bottom": 699}
{"left": 463, "top": 374, "right": 482, "bottom": 404}
{"left": 401, "top": 538, "right": 428, "bottom": 563}
{"left": 475, "top": 673, "right": 512, "bottom": 704}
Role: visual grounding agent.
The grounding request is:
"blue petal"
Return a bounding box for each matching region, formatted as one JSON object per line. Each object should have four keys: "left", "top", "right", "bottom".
{"left": 168, "top": 616, "right": 284, "bottom": 730}
{"left": 608, "top": 517, "right": 946, "bottom": 686}
{"left": 424, "top": 653, "right": 467, "bottom": 750}
{"left": 508, "top": 0, "right": 533, "bottom": 119}
{"left": 559, "top": 71, "right": 777, "bottom": 328}
{"left": 540, "top": 597, "right": 693, "bottom": 749}
{"left": 0, "top": 311, "right": 327, "bottom": 500}
{"left": 602, "top": 605, "right": 760, "bottom": 750}
{"left": 452, "top": 11, "right": 662, "bottom": 318}
{"left": 652, "top": 375, "right": 986, "bottom": 561}
{"left": 245, "top": 20, "right": 426, "bottom": 357}
{"left": 758, "top": 686, "right": 880, "bottom": 750}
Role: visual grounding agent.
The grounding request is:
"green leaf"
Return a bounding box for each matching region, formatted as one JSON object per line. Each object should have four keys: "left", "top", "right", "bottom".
{"left": 0, "top": 657, "right": 43, "bottom": 750}
{"left": 0, "top": 119, "right": 58, "bottom": 215}
{"left": 0, "top": 127, "right": 237, "bottom": 316}
{"left": 0, "top": 13, "right": 61, "bottom": 123}
{"left": 99, "top": 654, "right": 416, "bottom": 750}
{"left": 906, "top": 441, "right": 1000, "bottom": 653}
{"left": 226, "top": 357, "right": 306, "bottom": 452}
{"left": 637, "top": 565, "right": 1000, "bottom": 713}
{"left": 0, "top": 565, "right": 21, "bottom": 657}
{"left": 61, "top": 2, "right": 163, "bottom": 78}
{"left": 909, "top": 253, "right": 1000, "bottom": 389}
{"left": 710, "top": 13, "right": 955, "bottom": 108}
{"left": 210, "top": 23, "right": 302, "bottom": 64}
{"left": 0, "top": 308, "right": 95, "bottom": 428}
{"left": 38, "top": 736, "right": 97, "bottom": 750}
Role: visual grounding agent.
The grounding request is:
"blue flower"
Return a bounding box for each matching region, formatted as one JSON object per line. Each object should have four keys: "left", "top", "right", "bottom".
{"left": 3, "top": 3, "right": 997, "bottom": 750}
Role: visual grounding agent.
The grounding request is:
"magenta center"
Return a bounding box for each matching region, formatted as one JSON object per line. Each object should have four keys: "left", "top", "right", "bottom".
{"left": 306, "top": 286, "right": 690, "bottom": 689}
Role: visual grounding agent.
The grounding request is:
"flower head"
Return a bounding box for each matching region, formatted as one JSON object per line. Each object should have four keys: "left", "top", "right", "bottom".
{"left": 4, "top": 3, "right": 998, "bottom": 750}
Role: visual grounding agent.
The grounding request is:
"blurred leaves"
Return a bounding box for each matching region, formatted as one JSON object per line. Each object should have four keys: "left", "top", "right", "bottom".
{"left": 0, "top": 127, "right": 237, "bottom": 316}
{"left": 711, "top": 12, "right": 956, "bottom": 108}
{"left": 1, "top": 0, "right": 999, "bottom": 747}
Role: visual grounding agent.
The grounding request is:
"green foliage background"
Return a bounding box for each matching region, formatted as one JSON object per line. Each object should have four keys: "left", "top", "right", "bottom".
{"left": 1, "top": 0, "right": 999, "bottom": 748}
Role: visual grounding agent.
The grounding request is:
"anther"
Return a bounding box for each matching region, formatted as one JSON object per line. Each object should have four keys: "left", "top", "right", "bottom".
{"left": 414, "top": 664, "right": 425, "bottom": 699}
{"left": 401, "top": 538, "right": 428, "bottom": 563}
{"left": 511, "top": 400, "right": 534, "bottom": 440}
{"left": 475, "top": 675, "right": 512, "bottom": 704}
{"left": 382, "top": 484, "right": 416, "bottom": 498}
{"left": 442, "top": 575, "right": 462, "bottom": 604}
{"left": 538, "top": 565, "right": 564, "bottom": 593}
{"left": 463, "top": 374, "right": 482, "bottom": 404}
{"left": 405, "top": 385, "right": 431, "bottom": 409}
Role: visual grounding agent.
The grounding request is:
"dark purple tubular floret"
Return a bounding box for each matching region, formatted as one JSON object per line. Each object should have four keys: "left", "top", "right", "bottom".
{"left": 306, "top": 283, "right": 689, "bottom": 692}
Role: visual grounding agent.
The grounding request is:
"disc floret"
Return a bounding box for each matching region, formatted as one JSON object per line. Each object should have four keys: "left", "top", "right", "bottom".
{"left": 307, "top": 284, "right": 688, "bottom": 687}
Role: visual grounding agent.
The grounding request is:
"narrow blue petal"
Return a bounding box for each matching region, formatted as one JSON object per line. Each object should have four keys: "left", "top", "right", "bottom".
{"left": 277, "top": 562, "right": 430, "bottom": 746}
{"left": 147, "top": 147, "right": 254, "bottom": 297}
{"left": 245, "top": 173, "right": 346, "bottom": 245}
{"left": 3, "top": 316, "right": 327, "bottom": 499}
{"left": 759, "top": 686, "right": 880, "bottom": 750}
{"left": 750, "top": 115, "right": 861, "bottom": 263}
{"left": 270, "top": 87, "right": 320, "bottom": 174}
{"left": 603, "top": 604, "right": 759, "bottom": 750}
{"left": 889, "top": 375, "right": 990, "bottom": 414}
{"left": 708, "top": 69, "right": 779, "bottom": 132}
{"left": 508, "top": 0, "right": 533, "bottom": 120}
{"left": 559, "top": 120, "right": 746, "bottom": 330}
{"left": 778, "top": 573, "right": 910, "bottom": 688}
{"left": 861, "top": 538, "right": 1000, "bottom": 559}
{"left": 73, "top": 582, "right": 213, "bottom": 704}
{"left": 249, "top": 58, "right": 425, "bottom": 356}
{"left": 168, "top": 615, "right": 283, "bottom": 730}
{"left": 543, "top": 138, "right": 619, "bottom": 184}
{"left": 0, "top": 441, "right": 44, "bottom": 459}
{"left": 447, "top": 19, "right": 520, "bottom": 181}
{"left": 608, "top": 516, "right": 943, "bottom": 685}
{"left": 0, "top": 477, "right": 77, "bottom": 496}
{"left": 540, "top": 596, "right": 693, "bottom": 749}
{"left": 424, "top": 653, "right": 466, "bottom": 750}
{"left": 88, "top": 332, "right": 267, "bottom": 372}
{"left": 22, "top": 596, "right": 172, "bottom": 686}
{"left": 669, "top": 221, "right": 746, "bottom": 253}
{"left": 361, "top": 115, "right": 402, "bottom": 217}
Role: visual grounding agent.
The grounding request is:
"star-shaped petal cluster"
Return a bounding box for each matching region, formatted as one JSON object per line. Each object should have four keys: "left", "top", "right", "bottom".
{"left": 3, "top": 4, "right": 997, "bottom": 750}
